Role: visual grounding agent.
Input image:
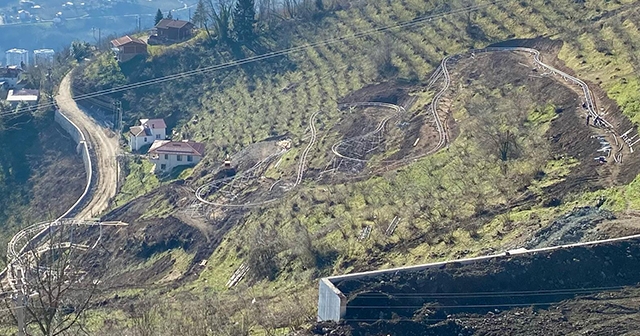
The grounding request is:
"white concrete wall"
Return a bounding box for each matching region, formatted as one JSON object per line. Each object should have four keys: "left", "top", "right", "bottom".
{"left": 317, "top": 233, "right": 640, "bottom": 322}
{"left": 54, "top": 109, "right": 93, "bottom": 219}
{"left": 151, "top": 153, "right": 201, "bottom": 173}
{"left": 129, "top": 128, "right": 166, "bottom": 152}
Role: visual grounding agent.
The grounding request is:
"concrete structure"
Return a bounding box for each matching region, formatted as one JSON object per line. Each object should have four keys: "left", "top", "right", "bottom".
{"left": 6, "top": 89, "right": 38, "bottom": 106}
{"left": 148, "top": 140, "right": 205, "bottom": 173}
{"left": 0, "top": 66, "right": 22, "bottom": 89}
{"left": 128, "top": 118, "right": 167, "bottom": 151}
{"left": 110, "top": 36, "right": 147, "bottom": 62}
{"left": 33, "top": 49, "right": 55, "bottom": 65}
{"left": 6, "top": 49, "right": 28, "bottom": 67}
{"left": 317, "top": 233, "right": 640, "bottom": 322}
{"left": 53, "top": 109, "right": 93, "bottom": 219}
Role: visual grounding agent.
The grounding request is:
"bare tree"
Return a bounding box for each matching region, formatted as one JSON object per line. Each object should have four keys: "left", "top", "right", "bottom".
{"left": 2, "top": 223, "right": 110, "bottom": 336}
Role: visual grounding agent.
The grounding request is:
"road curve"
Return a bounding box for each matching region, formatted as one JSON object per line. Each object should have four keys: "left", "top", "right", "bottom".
{"left": 56, "top": 73, "right": 119, "bottom": 219}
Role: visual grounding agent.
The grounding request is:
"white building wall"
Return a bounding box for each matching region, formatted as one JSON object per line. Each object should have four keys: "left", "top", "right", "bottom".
{"left": 150, "top": 153, "right": 201, "bottom": 173}
{"left": 6, "top": 49, "right": 29, "bottom": 67}
{"left": 33, "top": 49, "right": 55, "bottom": 65}
{"left": 130, "top": 135, "right": 154, "bottom": 151}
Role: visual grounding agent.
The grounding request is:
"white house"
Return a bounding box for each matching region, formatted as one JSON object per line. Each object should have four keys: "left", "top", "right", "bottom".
{"left": 128, "top": 118, "right": 167, "bottom": 151}
{"left": 6, "top": 89, "right": 39, "bottom": 107}
{"left": 148, "top": 140, "right": 205, "bottom": 174}
{"left": 0, "top": 66, "right": 22, "bottom": 89}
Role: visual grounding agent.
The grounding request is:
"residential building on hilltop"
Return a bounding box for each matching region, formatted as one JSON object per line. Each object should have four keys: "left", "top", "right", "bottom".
{"left": 110, "top": 36, "right": 147, "bottom": 62}
{"left": 129, "top": 118, "right": 167, "bottom": 151}
{"left": 150, "top": 19, "right": 194, "bottom": 44}
{"left": 148, "top": 140, "right": 205, "bottom": 173}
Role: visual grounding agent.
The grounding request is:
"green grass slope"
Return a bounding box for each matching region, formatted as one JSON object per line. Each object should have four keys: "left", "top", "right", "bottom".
{"left": 61, "top": 0, "right": 640, "bottom": 334}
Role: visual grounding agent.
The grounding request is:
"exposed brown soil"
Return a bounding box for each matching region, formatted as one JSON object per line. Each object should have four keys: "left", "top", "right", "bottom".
{"left": 309, "top": 238, "right": 640, "bottom": 336}
{"left": 26, "top": 121, "right": 86, "bottom": 220}
{"left": 490, "top": 37, "right": 640, "bottom": 185}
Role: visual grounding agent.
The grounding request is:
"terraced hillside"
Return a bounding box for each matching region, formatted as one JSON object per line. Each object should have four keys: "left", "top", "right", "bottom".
{"left": 31, "top": 0, "right": 640, "bottom": 334}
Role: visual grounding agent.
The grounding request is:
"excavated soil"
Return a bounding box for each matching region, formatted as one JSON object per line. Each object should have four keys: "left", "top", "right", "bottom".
{"left": 309, "top": 238, "right": 640, "bottom": 336}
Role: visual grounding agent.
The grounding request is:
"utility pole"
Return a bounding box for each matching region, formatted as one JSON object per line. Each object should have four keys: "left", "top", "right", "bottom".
{"left": 112, "top": 99, "right": 122, "bottom": 132}
{"left": 13, "top": 292, "right": 26, "bottom": 336}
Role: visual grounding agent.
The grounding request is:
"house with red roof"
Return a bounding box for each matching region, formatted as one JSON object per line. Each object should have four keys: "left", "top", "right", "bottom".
{"left": 148, "top": 139, "right": 205, "bottom": 173}
{"left": 129, "top": 118, "right": 167, "bottom": 151}
{"left": 110, "top": 35, "right": 147, "bottom": 62}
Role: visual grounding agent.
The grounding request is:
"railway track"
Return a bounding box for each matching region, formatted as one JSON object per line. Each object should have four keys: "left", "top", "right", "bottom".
{"left": 296, "top": 111, "right": 319, "bottom": 186}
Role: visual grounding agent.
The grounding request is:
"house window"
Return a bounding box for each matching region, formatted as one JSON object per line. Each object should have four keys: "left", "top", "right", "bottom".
{"left": 187, "top": 155, "right": 193, "bottom": 162}
{"left": 177, "top": 155, "right": 182, "bottom": 161}
{"left": 156, "top": 134, "right": 161, "bottom": 139}
{"left": 144, "top": 137, "right": 147, "bottom": 142}
{"left": 160, "top": 164, "right": 166, "bottom": 170}
{"left": 164, "top": 154, "right": 169, "bottom": 160}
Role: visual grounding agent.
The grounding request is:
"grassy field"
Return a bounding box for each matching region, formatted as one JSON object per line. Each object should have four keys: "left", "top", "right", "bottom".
{"left": 46, "top": 0, "right": 640, "bottom": 334}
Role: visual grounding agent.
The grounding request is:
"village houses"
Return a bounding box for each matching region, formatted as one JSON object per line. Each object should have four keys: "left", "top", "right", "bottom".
{"left": 0, "top": 66, "right": 23, "bottom": 91}
{"left": 6, "top": 89, "right": 39, "bottom": 107}
{"left": 149, "top": 19, "right": 195, "bottom": 44}
{"left": 129, "top": 118, "right": 167, "bottom": 151}
{"left": 110, "top": 35, "right": 148, "bottom": 62}
{"left": 148, "top": 140, "right": 205, "bottom": 174}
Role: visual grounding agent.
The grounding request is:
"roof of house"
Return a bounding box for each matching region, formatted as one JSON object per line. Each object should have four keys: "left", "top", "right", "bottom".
{"left": 111, "top": 35, "right": 147, "bottom": 47}
{"left": 155, "top": 19, "right": 194, "bottom": 29}
{"left": 140, "top": 118, "right": 167, "bottom": 129}
{"left": 6, "top": 89, "right": 39, "bottom": 102}
{"left": 129, "top": 125, "right": 152, "bottom": 137}
{"left": 0, "top": 66, "right": 21, "bottom": 78}
{"left": 149, "top": 140, "right": 205, "bottom": 156}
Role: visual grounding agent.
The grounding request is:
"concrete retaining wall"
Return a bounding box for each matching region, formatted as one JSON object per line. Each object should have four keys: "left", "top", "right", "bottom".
{"left": 53, "top": 109, "right": 94, "bottom": 219}
{"left": 317, "top": 233, "right": 640, "bottom": 321}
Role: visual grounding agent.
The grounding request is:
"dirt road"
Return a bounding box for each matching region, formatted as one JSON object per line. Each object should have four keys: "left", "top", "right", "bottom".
{"left": 56, "top": 73, "right": 119, "bottom": 219}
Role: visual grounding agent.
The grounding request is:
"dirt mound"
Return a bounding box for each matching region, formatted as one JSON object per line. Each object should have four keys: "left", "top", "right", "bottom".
{"left": 339, "top": 80, "right": 415, "bottom": 107}
{"left": 91, "top": 184, "right": 220, "bottom": 288}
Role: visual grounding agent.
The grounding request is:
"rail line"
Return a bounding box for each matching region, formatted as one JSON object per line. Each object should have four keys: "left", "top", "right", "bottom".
{"left": 296, "top": 111, "right": 319, "bottom": 186}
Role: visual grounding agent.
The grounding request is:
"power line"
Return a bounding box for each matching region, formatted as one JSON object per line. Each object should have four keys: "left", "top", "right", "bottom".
{"left": 0, "top": 0, "right": 507, "bottom": 119}
{"left": 350, "top": 285, "right": 637, "bottom": 299}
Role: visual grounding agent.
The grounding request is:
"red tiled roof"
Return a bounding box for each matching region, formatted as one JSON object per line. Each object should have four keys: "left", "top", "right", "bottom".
{"left": 140, "top": 118, "right": 167, "bottom": 129}
{"left": 149, "top": 140, "right": 205, "bottom": 156}
{"left": 111, "top": 35, "right": 146, "bottom": 47}
{"left": 155, "top": 19, "right": 194, "bottom": 29}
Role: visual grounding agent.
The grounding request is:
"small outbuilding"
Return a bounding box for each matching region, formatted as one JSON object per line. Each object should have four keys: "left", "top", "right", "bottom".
{"left": 6, "top": 89, "right": 39, "bottom": 106}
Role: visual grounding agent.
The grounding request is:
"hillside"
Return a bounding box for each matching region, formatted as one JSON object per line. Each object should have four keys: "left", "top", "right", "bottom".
{"left": 0, "top": 109, "right": 86, "bottom": 254}
{"left": 25, "top": 0, "right": 640, "bottom": 334}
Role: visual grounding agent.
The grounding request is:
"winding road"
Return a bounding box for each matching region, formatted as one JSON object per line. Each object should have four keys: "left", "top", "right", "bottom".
{"left": 56, "top": 73, "right": 119, "bottom": 219}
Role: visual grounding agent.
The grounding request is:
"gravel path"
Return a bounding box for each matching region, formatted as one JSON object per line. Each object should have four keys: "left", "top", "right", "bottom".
{"left": 56, "top": 73, "right": 119, "bottom": 219}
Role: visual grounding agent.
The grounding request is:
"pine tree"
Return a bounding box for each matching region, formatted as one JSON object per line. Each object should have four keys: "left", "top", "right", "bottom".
{"left": 154, "top": 9, "right": 163, "bottom": 25}
{"left": 192, "top": 0, "right": 207, "bottom": 28}
{"left": 167, "top": 10, "right": 173, "bottom": 19}
{"left": 232, "top": 0, "right": 256, "bottom": 43}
